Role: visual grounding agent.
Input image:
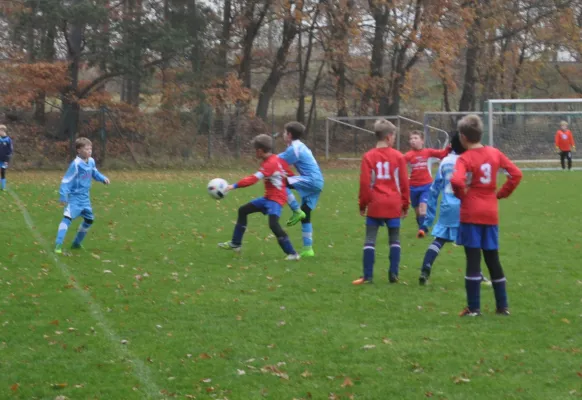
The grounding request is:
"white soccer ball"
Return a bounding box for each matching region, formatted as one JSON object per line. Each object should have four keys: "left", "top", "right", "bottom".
{"left": 207, "top": 178, "right": 229, "bottom": 200}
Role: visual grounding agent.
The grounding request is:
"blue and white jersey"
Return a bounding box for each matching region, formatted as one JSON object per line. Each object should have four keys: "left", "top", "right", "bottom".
{"left": 424, "top": 152, "right": 461, "bottom": 229}
{"left": 59, "top": 157, "right": 107, "bottom": 203}
{"left": 0, "top": 136, "right": 13, "bottom": 162}
{"left": 278, "top": 140, "right": 324, "bottom": 186}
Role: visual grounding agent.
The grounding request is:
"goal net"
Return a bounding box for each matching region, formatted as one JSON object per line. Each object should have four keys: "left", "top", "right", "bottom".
{"left": 325, "top": 115, "right": 450, "bottom": 160}
{"left": 486, "top": 99, "right": 582, "bottom": 166}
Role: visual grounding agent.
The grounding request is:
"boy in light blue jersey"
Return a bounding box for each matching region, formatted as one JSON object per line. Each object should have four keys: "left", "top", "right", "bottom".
{"left": 278, "top": 122, "right": 324, "bottom": 257}
{"left": 418, "top": 132, "right": 489, "bottom": 285}
{"left": 54, "top": 137, "right": 110, "bottom": 254}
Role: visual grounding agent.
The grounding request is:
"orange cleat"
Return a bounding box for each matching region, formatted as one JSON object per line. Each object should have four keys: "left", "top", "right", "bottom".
{"left": 416, "top": 229, "right": 426, "bottom": 239}
{"left": 352, "top": 277, "right": 373, "bottom": 285}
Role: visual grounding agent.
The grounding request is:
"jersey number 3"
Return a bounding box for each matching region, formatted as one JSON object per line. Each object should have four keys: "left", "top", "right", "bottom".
{"left": 480, "top": 163, "right": 492, "bottom": 184}
{"left": 376, "top": 162, "right": 391, "bottom": 180}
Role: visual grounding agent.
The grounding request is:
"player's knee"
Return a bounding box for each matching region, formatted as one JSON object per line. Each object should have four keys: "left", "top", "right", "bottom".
{"left": 64, "top": 216, "right": 72, "bottom": 222}
{"left": 388, "top": 227, "right": 400, "bottom": 243}
{"left": 269, "top": 219, "right": 285, "bottom": 237}
{"left": 301, "top": 204, "right": 312, "bottom": 223}
{"left": 84, "top": 218, "right": 94, "bottom": 225}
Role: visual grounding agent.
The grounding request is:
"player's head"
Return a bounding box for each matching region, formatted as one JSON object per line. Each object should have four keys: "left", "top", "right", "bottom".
{"left": 0, "top": 125, "right": 6, "bottom": 137}
{"left": 560, "top": 120, "right": 568, "bottom": 130}
{"left": 75, "top": 137, "right": 92, "bottom": 160}
{"left": 284, "top": 121, "right": 305, "bottom": 145}
{"left": 457, "top": 114, "right": 483, "bottom": 148}
{"left": 252, "top": 134, "right": 273, "bottom": 159}
{"left": 408, "top": 130, "right": 424, "bottom": 150}
{"left": 450, "top": 131, "right": 465, "bottom": 155}
{"left": 374, "top": 119, "right": 396, "bottom": 146}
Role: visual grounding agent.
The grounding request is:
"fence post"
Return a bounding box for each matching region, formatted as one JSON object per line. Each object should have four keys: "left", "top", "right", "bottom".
{"left": 100, "top": 106, "right": 107, "bottom": 166}
{"left": 396, "top": 117, "right": 401, "bottom": 151}
{"left": 325, "top": 118, "right": 330, "bottom": 160}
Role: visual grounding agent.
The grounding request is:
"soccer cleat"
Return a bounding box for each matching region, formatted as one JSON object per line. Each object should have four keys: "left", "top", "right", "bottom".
{"left": 496, "top": 308, "right": 510, "bottom": 316}
{"left": 416, "top": 229, "right": 426, "bottom": 239}
{"left": 389, "top": 272, "right": 399, "bottom": 283}
{"left": 419, "top": 270, "right": 431, "bottom": 286}
{"left": 352, "top": 277, "right": 373, "bottom": 285}
{"left": 218, "top": 241, "right": 241, "bottom": 253}
{"left": 480, "top": 275, "right": 492, "bottom": 286}
{"left": 71, "top": 242, "right": 85, "bottom": 250}
{"left": 300, "top": 248, "right": 315, "bottom": 257}
{"left": 459, "top": 307, "right": 481, "bottom": 317}
{"left": 286, "top": 210, "right": 306, "bottom": 227}
{"left": 284, "top": 253, "right": 301, "bottom": 261}
{"left": 54, "top": 244, "right": 63, "bottom": 254}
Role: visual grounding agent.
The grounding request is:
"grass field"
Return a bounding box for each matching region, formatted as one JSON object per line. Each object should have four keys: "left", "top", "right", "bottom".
{"left": 1, "top": 169, "right": 582, "bottom": 400}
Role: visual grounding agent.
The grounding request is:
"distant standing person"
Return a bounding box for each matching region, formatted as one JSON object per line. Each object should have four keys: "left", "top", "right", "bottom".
{"left": 555, "top": 121, "right": 575, "bottom": 171}
{"left": 0, "top": 125, "right": 13, "bottom": 191}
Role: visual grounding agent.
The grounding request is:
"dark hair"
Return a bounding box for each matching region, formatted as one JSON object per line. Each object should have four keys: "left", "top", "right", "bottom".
{"left": 450, "top": 131, "right": 465, "bottom": 154}
{"left": 252, "top": 134, "right": 273, "bottom": 152}
{"left": 457, "top": 114, "right": 483, "bottom": 144}
{"left": 75, "top": 137, "right": 92, "bottom": 150}
{"left": 284, "top": 121, "right": 305, "bottom": 140}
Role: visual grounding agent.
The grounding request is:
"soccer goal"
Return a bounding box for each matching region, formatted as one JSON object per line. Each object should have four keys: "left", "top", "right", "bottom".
{"left": 325, "top": 115, "right": 450, "bottom": 160}
{"left": 485, "top": 98, "right": 582, "bottom": 169}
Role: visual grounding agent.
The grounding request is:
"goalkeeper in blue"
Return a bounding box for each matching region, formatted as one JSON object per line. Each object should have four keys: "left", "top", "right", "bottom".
{"left": 54, "top": 137, "right": 110, "bottom": 254}
{"left": 418, "top": 132, "right": 489, "bottom": 286}
{"left": 278, "top": 122, "right": 324, "bottom": 257}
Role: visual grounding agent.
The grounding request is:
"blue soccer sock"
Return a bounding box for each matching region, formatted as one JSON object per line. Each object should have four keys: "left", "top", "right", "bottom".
{"left": 416, "top": 215, "right": 425, "bottom": 229}
{"left": 231, "top": 224, "right": 246, "bottom": 247}
{"left": 492, "top": 277, "right": 508, "bottom": 309}
{"left": 422, "top": 239, "right": 445, "bottom": 271}
{"left": 286, "top": 188, "right": 300, "bottom": 212}
{"left": 363, "top": 243, "right": 375, "bottom": 281}
{"left": 1, "top": 178, "right": 5, "bottom": 190}
{"left": 55, "top": 218, "right": 72, "bottom": 246}
{"left": 389, "top": 241, "right": 401, "bottom": 275}
{"left": 302, "top": 222, "right": 313, "bottom": 248}
{"left": 73, "top": 221, "right": 92, "bottom": 246}
{"left": 277, "top": 236, "right": 297, "bottom": 255}
{"left": 465, "top": 275, "right": 481, "bottom": 311}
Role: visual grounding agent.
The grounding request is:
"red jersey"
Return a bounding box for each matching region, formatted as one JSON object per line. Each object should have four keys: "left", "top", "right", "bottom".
{"left": 555, "top": 129, "right": 575, "bottom": 151}
{"left": 359, "top": 147, "right": 410, "bottom": 219}
{"left": 236, "top": 155, "right": 294, "bottom": 205}
{"left": 450, "top": 146, "right": 522, "bottom": 225}
{"left": 404, "top": 147, "right": 450, "bottom": 187}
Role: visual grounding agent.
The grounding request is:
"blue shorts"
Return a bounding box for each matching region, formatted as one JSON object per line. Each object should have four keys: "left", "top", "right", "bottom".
{"left": 64, "top": 202, "right": 94, "bottom": 221}
{"left": 456, "top": 223, "right": 498, "bottom": 250}
{"left": 366, "top": 217, "right": 401, "bottom": 228}
{"left": 0, "top": 161, "right": 8, "bottom": 169}
{"left": 410, "top": 184, "right": 431, "bottom": 208}
{"left": 250, "top": 197, "right": 283, "bottom": 217}
{"left": 431, "top": 224, "right": 458, "bottom": 242}
{"left": 287, "top": 176, "right": 323, "bottom": 210}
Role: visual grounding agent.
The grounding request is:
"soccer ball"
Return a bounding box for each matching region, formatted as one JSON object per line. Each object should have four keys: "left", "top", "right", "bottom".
{"left": 207, "top": 178, "right": 228, "bottom": 200}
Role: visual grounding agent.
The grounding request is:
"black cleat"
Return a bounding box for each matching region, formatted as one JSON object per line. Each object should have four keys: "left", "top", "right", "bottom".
{"left": 389, "top": 272, "right": 399, "bottom": 283}
{"left": 496, "top": 308, "right": 510, "bottom": 316}
{"left": 419, "top": 268, "right": 431, "bottom": 286}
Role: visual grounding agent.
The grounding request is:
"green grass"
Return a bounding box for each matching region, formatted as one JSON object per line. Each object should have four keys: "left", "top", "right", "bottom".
{"left": 1, "top": 169, "right": 582, "bottom": 400}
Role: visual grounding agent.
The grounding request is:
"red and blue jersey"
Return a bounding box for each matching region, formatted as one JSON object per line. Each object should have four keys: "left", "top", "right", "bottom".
{"left": 404, "top": 147, "right": 450, "bottom": 187}
{"left": 235, "top": 155, "right": 294, "bottom": 205}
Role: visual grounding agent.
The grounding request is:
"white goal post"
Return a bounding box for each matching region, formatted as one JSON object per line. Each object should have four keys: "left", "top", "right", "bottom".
{"left": 325, "top": 115, "right": 450, "bottom": 160}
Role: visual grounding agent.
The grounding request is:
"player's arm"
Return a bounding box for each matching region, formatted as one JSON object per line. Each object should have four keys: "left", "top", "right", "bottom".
{"left": 92, "top": 163, "right": 110, "bottom": 184}
{"left": 570, "top": 131, "right": 576, "bottom": 151}
{"left": 278, "top": 145, "right": 299, "bottom": 166}
{"left": 358, "top": 155, "right": 372, "bottom": 214}
{"left": 280, "top": 159, "right": 295, "bottom": 178}
{"left": 496, "top": 153, "right": 523, "bottom": 199}
{"left": 428, "top": 146, "right": 451, "bottom": 159}
{"left": 7, "top": 137, "right": 13, "bottom": 159}
{"left": 555, "top": 131, "right": 560, "bottom": 152}
{"left": 59, "top": 162, "right": 77, "bottom": 203}
{"left": 423, "top": 167, "right": 444, "bottom": 230}
{"left": 450, "top": 157, "right": 468, "bottom": 200}
{"left": 398, "top": 156, "right": 410, "bottom": 216}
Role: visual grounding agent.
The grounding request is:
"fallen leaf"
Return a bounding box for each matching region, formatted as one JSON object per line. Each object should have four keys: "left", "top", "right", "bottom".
{"left": 382, "top": 338, "right": 392, "bottom": 345}
{"left": 199, "top": 353, "right": 212, "bottom": 360}
{"left": 341, "top": 377, "right": 354, "bottom": 388}
{"left": 562, "top": 318, "right": 571, "bottom": 324}
{"left": 201, "top": 378, "right": 212, "bottom": 383}
{"left": 10, "top": 383, "right": 18, "bottom": 392}
{"left": 453, "top": 377, "right": 470, "bottom": 384}
{"left": 51, "top": 383, "right": 68, "bottom": 389}
{"left": 361, "top": 344, "right": 376, "bottom": 350}
{"left": 301, "top": 370, "right": 312, "bottom": 378}
{"left": 103, "top": 270, "right": 112, "bottom": 274}
{"left": 237, "top": 369, "right": 246, "bottom": 375}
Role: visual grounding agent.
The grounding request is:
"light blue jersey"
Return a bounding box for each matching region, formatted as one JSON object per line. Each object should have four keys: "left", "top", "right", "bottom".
{"left": 59, "top": 157, "right": 107, "bottom": 205}
{"left": 278, "top": 140, "right": 324, "bottom": 187}
{"left": 424, "top": 153, "right": 461, "bottom": 240}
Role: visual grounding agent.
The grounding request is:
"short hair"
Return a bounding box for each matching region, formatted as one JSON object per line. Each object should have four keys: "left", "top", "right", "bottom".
{"left": 0, "top": 125, "right": 6, "bottom": 131}
{"left": 284, "top": 121, "right": 305, "bottom": 140}
{"left": 457, "top": 114, "right": 483, "bottom": 144}
{"left": 374, "top": 119, "right": 396, "bottom": 141}
{"left": 252, "top": 134, "right": 273, "bottom": 153}
{"left": 560, "top": 120, "right": 568, "bottom": 126}
{"left": 409, "top": 130, "right": 424, "bottom": 140}
{"left": 450, "top": 131, "right": 465, "bottom": 155}
{"left": 75, "top": 137, "right": 92, "bottom": 150}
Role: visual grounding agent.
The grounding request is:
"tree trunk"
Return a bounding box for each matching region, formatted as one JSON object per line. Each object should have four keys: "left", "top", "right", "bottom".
{"left": 458, "top": 5, "right": 482, "bottom": 112}
{"left": 296, "top": 8, "right": 319, "bottom": 123}
{"left": 256, "top": 11, "right": 299, "bottom": 120}
{"left": 219, "top": 0, "right": 231, "bottom": 77}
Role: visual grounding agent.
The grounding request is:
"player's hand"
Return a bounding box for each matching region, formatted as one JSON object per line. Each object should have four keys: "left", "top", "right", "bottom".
{"left": 401, "top": 208, "right": 408, "bottom": 218}
{"left": 225, "top": 184, "right": 235, "bottom": 192}
{"left": 103, "top": 178, "right": 110, "bottom": 185}
{"left": 555, "top": 146, "right": 560, "bottom": 153}
{"left": 573, "top": 146, "right": 576, "bottom": 152}
{"left": 360, "top": 209, "right": 366, "bottom": 217}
